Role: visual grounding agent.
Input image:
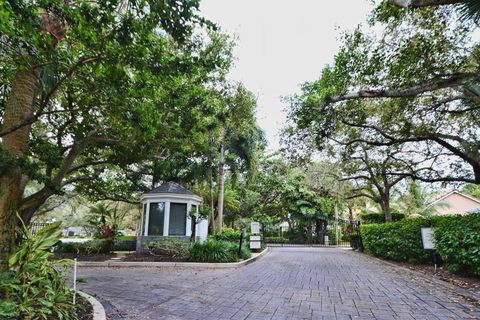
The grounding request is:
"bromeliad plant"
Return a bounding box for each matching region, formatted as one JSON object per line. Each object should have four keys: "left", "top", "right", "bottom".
{"left": 0, "top": 217, "right": 79, "bottom": 319}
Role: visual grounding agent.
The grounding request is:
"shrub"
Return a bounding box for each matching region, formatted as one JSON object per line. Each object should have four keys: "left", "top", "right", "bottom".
{"left": 360, "top": 214, "right": 480, "bottom": 274}
{"left": 117, "top": 235, "right": 136, "bottom": 241}
{"left": 210, "top": 228, "right": 242, "bottom": 242}
{"left": 360, "top": 212, "right": 406, "bottom": 224}
{"left": 433, "top": 215, "right": 480, "bottom": 276}
{"left": 361, "top": 218, "right": 431, "bottom": 263}
{"left": 265, "top": 237, "right": 289, "bottom": 243}
{"left": 57, "top": 239, "right": 112, "bottom": 255}
{"left": 0, "top": 221, "right": 80, "bottom": 319}
{"left": 113, "top": 239, "right": 137, "bottom": 251}
{"left": 57, "top": 241, "right": 82, "bottom": 253}
{"left": 147, "top": 238, "right": 188, "bottom": 259}
{"left": 188, "top": 240, "right": 250, "bottom": 263}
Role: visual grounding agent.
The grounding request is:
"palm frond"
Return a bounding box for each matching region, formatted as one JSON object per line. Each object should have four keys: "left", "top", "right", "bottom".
{"left": 457, "top": 0, "right": 480, "bottom": 25}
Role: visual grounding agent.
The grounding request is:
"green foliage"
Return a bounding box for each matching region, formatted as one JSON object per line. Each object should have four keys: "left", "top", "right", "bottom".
{"left": 147, "top": 238, "right": 189, "bottom": 259}
{"left": 433, "top": 215, "right": 480, "bottom": 275}
{"left": 113, "top": 240, "right": 136, "bottom": 251}
{"left": 0, "top": 221, "right": 79, "bottom": 319}
{"left": 57, "top": 239, "right": 112, "bottom": 255}
{"left": 188, "top": 240, "right": 250, "bottom": 263}
{"left": 360, "top": 211, "right": 406, "bottom": 224}
{"left": 264, "top": 237, "right": 289, "bottom": 244}
{"left": 361, "top": 215, "right": 480, "bottom": 275}
{"left": 361, "top": 218, "right": 431, "bottom": 264}
{"left": 117, "top": 235, "right": 136, "bottom": 241}
{"left": 210, "top": 228, "right": 241, "bottom": 242}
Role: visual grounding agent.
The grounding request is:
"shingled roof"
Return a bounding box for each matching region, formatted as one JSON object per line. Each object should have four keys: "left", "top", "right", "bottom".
{"left": 145, "top": 181, "right": 197, "bottom": 196}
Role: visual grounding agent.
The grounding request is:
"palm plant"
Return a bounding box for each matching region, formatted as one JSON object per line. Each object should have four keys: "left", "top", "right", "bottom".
{"left": 457, "top": 0, "right": 480, "bottom": 25}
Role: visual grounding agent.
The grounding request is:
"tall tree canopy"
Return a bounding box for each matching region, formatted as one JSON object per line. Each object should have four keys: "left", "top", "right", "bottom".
{"left": 0, "top": 0, "right": 237, "bottom": 270}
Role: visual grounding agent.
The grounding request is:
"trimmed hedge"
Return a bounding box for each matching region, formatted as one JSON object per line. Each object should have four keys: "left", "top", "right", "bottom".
{"left": 433, "top": 215, "right": 480, "bottom": 275}
{"left": 188, "top": 240, "right": 250, "bottom": 263}
{"left": 265, "top": 237, "right": 289, "bottom": 244}
{"left": 210, "top": 228, "right": 242, "bottom": 242}
{"left": 360, "top": 212, "right": 406, "bottom": 224}
{"left": 56, "top": 239, "right": 112, "bottom": 254}
{"left": 361, "top": 215, "right": 480, "bottom": 275}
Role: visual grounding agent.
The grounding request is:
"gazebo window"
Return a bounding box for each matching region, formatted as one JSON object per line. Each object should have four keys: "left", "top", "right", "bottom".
{"left": 169, "top": 203, "right": 187, "bottom": 236}
{"left": 148, "top": 202, "right": 165, "bottom": 235}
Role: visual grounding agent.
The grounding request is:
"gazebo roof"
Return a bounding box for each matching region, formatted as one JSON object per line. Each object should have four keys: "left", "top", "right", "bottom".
{"left": 145, "top": 181, "right": 198, "bottom": 196}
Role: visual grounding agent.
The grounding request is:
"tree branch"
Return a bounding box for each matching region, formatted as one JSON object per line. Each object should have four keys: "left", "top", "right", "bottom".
{"left": 319, "top": 73, "right": 479, "bottom": 108}
{"left": 388, "top": 0, "right": 463, "bottom": 8}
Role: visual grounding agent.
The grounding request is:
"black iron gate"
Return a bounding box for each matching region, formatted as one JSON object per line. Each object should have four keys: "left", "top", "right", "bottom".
{"left": 266, "top": 220, "right": 363, "bottom": 249}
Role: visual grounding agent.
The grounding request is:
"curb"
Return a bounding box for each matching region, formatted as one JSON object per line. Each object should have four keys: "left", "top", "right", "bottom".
{"left": 354, "top": 251, "right": 480, "bottom": 303}
{"left": 78, "top": 290, "right": 106, "bottom": 320}
{"left": 77, "top": 247, "right": 270, "bottom": 269}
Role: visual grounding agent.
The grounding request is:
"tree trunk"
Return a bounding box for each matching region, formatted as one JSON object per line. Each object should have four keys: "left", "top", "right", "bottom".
{"left": 190, "top": 217, "right": 197, "bottom": 242}
{"left": 216, "top": 144, "right": 225, "bottom": 232}
{"left": 208, "top": 164, "right": 215, "bottom": 233}
{"left": 0, "top": 69, "right": 38, "bottom": 271}
{"left": 381, "top": 194, "right": 392, "bottom": 222}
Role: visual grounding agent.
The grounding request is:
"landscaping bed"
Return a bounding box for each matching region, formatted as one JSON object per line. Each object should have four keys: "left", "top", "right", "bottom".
{"left": 4, "top": 297, "right": 93, "bottom": 320}
{"left": 360, "top": 215, "right": 480, "bottom": 277}
{"left": 75, "top": 296, "right": 94, "bottom": 320}
{"left": 54, "top": 252, "right": 117, "bottom": 262}
{"left": 121, "top": 252, "right": 189, "bottom": 262}
{"left": 365, "top": 252, "right": 480, "bottom": 294}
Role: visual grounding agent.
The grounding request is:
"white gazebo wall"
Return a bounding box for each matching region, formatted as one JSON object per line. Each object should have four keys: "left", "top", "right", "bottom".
{"left": 137, "top": 193, "right": 206, "bottom": 252}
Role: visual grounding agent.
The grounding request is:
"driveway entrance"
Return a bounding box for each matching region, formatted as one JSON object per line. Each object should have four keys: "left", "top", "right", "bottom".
{"left": 78, "top": 247, "right": 479, "bottom": 319}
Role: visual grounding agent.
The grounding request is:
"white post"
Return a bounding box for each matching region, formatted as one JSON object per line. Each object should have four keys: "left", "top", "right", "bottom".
{"left": 186, "top": 202, "right": 192, "bottom": 237}
{"left": 144, "top": 202, "right": 150, "bottom": 236}
{"left": 164, "top": 202, "right": 170, "bottom": 236}
{"left": 73, "top": 258, "right": 77, "bottom": 305}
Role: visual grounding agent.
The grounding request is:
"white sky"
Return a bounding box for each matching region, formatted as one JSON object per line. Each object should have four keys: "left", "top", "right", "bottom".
{"left": 199, "top": 0, "right": 375, "bottom": 151}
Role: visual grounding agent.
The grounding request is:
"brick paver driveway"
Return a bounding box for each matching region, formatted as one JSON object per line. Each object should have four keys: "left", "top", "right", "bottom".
{"left": 77, "top": 247, "right": 480, "bottom": 319}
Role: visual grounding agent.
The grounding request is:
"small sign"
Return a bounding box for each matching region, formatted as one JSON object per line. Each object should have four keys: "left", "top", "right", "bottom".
{"left": 250, "top": 241, "right": 261, "bottom": 249}
{"left": 421, "top": 228, "right": 435, "bottom": 250}
{"left": 250, "top": 235, "right": 261, "bottom": 241}
{"left": 250, "top": 222, "right": 260, "bottom": 234}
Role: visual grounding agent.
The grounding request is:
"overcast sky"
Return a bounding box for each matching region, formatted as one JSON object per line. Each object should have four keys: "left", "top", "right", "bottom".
{"left": 199, "top": 0, "right": 375, "bottom": 151}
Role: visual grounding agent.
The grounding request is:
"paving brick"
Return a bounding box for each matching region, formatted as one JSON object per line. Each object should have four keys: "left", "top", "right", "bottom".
{"left": 77, "top": 247, "right": 480, "bottom": 320}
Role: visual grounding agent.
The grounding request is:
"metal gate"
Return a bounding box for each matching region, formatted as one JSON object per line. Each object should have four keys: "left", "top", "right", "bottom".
{"left": 266, "top": 220, "right": 363, "bottom": 249}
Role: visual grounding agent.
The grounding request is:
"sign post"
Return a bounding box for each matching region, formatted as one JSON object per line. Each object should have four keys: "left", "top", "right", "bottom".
{"left": 238, "top": 228, "right": 247, "bottom": 257}
{"left": 421, "top": 227, "right": 438, "bottom": 272}
{"left": 249, "top": 222, "right": 262, "bottom": 251}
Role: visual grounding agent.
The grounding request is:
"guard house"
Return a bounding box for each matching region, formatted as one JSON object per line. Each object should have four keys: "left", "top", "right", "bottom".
{"left": 137, "top": 182, "right": 207, "bottom": 252}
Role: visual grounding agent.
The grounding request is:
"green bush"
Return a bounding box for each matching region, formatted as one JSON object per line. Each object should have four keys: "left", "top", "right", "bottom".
{"left": 57, "top": 241, "right": 82, "bottom": 253}
{"left": 361, "top": 215, "right": 480, "bottom": 275}
{"left": 361, "top": 218, "right": 431, "bottom": 264}
{"left": 265, "top": 237, "right": 289, "bottom": 243}
{"left": 0, "top": 221, "right": 80, "bottom": 319}
{"left": 433, "top": 215, "right": 480, "bottom": 275}
{"left": 210, "top": 228, "right": 242, "bottom": 242}
{"left": 360, "top": 212, "right": 406, "bottom": 224}
{"left": 147, "top": 238, "right": 188, "bottom": 259}
{"left": 113, "top": 239, "right": 137, "bottom": 251}
{"left": 188, "top": 240, "right": 250, "bottom": 263}
{"left": 57, "top": 239, "right": 112, "bottom": 254}
{"left": 117, "top": 235, "right": 136, "bottom": 241}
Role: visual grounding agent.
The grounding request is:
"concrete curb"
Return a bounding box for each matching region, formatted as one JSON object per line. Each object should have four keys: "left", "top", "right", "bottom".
{"left": 77, "top": 247, "right": 270, "bottom": 269}
{"left": 78, "top": 290, "right": 106, "bottom": 320}
{"left": 354, "top": 251, "right": 480, "bottom": 303}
